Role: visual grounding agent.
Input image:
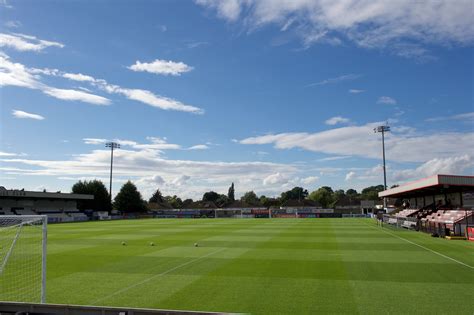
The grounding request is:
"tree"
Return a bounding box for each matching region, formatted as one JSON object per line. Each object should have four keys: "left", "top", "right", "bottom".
{"left": 202, "top": 191, "right": 220, "bottom": 203}
{"left": 361, "top": 185, "right": 385, "bottom": 201}
{"left": 165, "top": 195, "right": 183, "bottom": 208}
{"left": 241, "top": 191, "right": 259, "bottom": 205}
{"left": 114, "top": 181, "right": 146, "bottom": 213}
{"left": 308, "top": 187, "right": 335, "bottom": 208}
{"left": 227, "top": 182, "right": 235, "bottom": 202}
{"left": 72, "top": 179, "right": 111, "bottom": 212}
{"left": 334, "top": 189, "right": 345, "bottom": 199}
{"left": 216, "top": 194, "right": 230, "bottom": 207}
{"left": 281, "top": 187, "right": 308, "bottom": 202}
{"left": 390, "top": 184, "right": 399, "bottom": 189}
{"left": 149, "top": 189, "right": 164, "bottom": 203}
{"left": 182, "top": 198, "right": 194, "bottom": 208}
{"left": 346, "top": 189, "right": 358, "bottom": 196}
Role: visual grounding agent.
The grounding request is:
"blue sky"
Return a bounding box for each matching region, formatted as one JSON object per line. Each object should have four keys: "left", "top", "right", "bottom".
{"left": 1, "top": 0, "right": 473, "bottom": 199}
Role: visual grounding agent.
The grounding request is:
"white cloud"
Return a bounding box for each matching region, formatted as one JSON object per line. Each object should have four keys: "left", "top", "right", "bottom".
{"left": 307, "top": 74, "right": 361, "bottom": 87}
{"left": 1, "top": 53, "right": 201, "bottom": 113}
{"left": 5, "top": 21, "right": 21, "bottom": 28}
{"left": 114, "top": 88, "right": 203, "bottom": 114}
{"left": 263, "top": 172, "right": 289, "bottom": 186}
{"left": 325, "top": 116, "right": 350, "bottom": 125}
{"left": 12, "top": 109, "right": 44, "bottom": 120}
{"left": 43, "top": 88, "right": 111, "bottom": 105}
{"left": 83, "top": 138, "right": 107, "bottom": 145}
{"left": 377, "top": 96, "right": 397, "bottom": 105}
{"left": 150, "top": 175, "right": 166, "bottom": 185}
{"left": 62, "top": 73, "right": 95, "bottom": 82}
{"left": 0, "top": 33, "right": 64, "bottom": 51}
{"left": 0, "top": 53, "right": 111, "bottom": 106}
{"left": 196, "top": 0, "right": 474, "bottom": 58}
{"left": 239, "top": 122, "right": 474, "bottom": 163}
{"left": 301, "top": 176, "right": 319, "bottom": 185}
{"left": 60, "top": 73, "right": 203, "bottom": 113}
{"left": 196, "top": 0, "right": 243, "bottom": 21}
{"left": 172, "top": 175, "right": 191, "bottom": 186}
{"left": 392, "top": 155, "right": 474, "bottom": 182}
{"left": 426, "top": 112, "right": 474, "bottom": 123}
{"left": 128, "top": 59, "right": 193, "bottom": 76}
{"left": 0, "top": 151, "right": 16, "bottom": 157}
{"left": 349, "top": 89, "right": 365, "bottom": 94}
{"left": 83, "top": 137, "right": 184, "bottom": 151}
{"left": 188, "top": 144, "right": 209, "bottom": 150}
{"left": 1, "top": 145, "right": 297, "bottom": 199}
{"left": 317, "top": 156, "right": 351, "bottom": 162}
{"left": 345, "top": 171, "right": 356, "bottom": 181}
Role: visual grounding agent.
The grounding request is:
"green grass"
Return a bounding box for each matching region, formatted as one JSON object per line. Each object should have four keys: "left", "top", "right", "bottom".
{"left": 45, "top": 218, "right": 474, "bottom": 314}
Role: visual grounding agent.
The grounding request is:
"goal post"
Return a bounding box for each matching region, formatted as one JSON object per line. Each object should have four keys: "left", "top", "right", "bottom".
{"left": 0, "top": 215, "right": 47, "bottom": 304}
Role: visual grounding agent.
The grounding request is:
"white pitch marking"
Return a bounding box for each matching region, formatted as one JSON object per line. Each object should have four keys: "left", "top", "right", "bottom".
{"left": 364, "top": 221, "right": 473, "bottom": 269}
{"left": 92, "top": 247, "right": 226, "bottom": 305}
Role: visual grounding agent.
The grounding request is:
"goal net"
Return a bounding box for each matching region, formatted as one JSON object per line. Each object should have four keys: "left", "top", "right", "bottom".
{"left": 0, "top": 215, "right": 46, "bottom": 303}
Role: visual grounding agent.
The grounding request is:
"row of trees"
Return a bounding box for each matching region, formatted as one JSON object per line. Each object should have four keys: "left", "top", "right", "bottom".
{"left": 72, "top": 180, "right": 387, "bottom": 213}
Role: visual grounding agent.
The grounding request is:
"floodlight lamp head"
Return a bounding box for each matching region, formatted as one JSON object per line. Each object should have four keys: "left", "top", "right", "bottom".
{"left": 374, "top": 125, "right": 390, "bottom": 133}
{"left": 105, "top": 142, "right": 120, "bottom": 149}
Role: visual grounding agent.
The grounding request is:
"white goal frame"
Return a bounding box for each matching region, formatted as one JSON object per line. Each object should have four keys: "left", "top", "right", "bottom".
{"left": 0, "top": 215, "right": 47, "bottom": 303}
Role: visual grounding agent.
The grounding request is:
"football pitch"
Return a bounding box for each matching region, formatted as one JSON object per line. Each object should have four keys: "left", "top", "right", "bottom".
{"left": 46, "top": 218, "right": 474, "bottom": 314}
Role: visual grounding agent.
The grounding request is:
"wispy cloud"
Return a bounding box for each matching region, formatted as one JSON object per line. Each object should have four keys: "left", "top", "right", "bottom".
{"left": 0, "top": 53, "right": 111, "bottom": 105}
{"left": 60, "top": 70, "right": 203, "bottom": 113}
{"left": 196, "top": 0, "right": 474, "bottom": 59}
{"left": 188, "top": 144, "right": 209, "bottom": 150}
{"left": 1, "top": 146, "right": 297, "bottom": 199}
{"left": 12, "top": 109, "right": 44, "bottom": 120}
{"left": 4, "top": 21, "right": 21, "bottom": 28}
{"left": 345, "top": 171, "right": 356, "bottom": 181}
{"left": 0, "top": 33, "right": 64, "bottom": 51}
{"left": 392, "top": 155, "right": 474, "bottom": 182}
{"left": 325, "top": 116, "right": 350, "bottom": 126}
{"left": 83, "top": 138, "right": 107, "bottom": 145}
{"left": 3, "top": 57, "right": 203, "bottom": 113}
{"left": 377, "top": 96, "right": 397, "bottom": 105}
{"left": 426, "top": 112, "right": 474, "bottom": 123}
{"left": 43, "top": 88, "right": 110, "bottom": 105}
{"left": 306, "top": 74, "right": 361, "bottom": 87}
{"left": 317, "top": 156, "right": 351, "bottom": 162}
{"left": 238, "top": 122, "right": 474, "bottom": 163}
{"left": 349, "top": 89, "right": 365, "bottom": 94}
{"left": 128, "top": 59, "right": 193, "bottom": 76}
{"left": 0, "top": 151, "right": 17, "bottom": 157}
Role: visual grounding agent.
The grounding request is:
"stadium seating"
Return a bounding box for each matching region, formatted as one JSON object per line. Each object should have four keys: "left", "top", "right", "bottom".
{"left": 16, "top": 209, "right": 37, "bottom": 215}
{"left": 395, "top": 209, "right": 420, "bottom": 218}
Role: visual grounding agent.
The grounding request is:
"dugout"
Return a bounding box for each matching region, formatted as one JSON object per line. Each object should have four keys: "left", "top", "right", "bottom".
{"left": 379, "top": 175, "right": 474, "bottom": 237}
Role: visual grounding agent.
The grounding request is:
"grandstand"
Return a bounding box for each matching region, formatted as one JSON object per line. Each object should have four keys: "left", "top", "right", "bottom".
{"left": 380, "top": 174, "right": 474, "bottom": 237}
{"left": 0, "top": 187, "right": 93, "bottom": 223}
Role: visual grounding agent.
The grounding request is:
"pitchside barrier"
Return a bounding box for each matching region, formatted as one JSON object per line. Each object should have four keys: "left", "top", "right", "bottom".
{"left": 467, "top": 227, "right": 474, "bottom": 241}
{"left": 0, "top": 302, "right": 237, "bottom": 315}
{"left": 382, "top": 214, "right": 418, "bottom": 230}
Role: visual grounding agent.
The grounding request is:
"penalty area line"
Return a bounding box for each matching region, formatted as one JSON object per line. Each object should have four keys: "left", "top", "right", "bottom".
{"left": 363, "top": 221, "right": 473, "bottom": 269}
{"left": 91, "top": 247, "right": 226, "bottom": 305}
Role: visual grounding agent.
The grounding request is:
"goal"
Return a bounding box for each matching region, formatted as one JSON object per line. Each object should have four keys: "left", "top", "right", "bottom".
{"left": 0, "top": 215, "right": 47, "bottom": 303}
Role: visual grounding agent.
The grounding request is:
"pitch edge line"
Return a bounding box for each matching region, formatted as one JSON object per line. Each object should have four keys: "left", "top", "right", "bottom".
{"left": 92, "top": 247, "right": 227, "bottom": 305}
{"left": 363, "top": 221, "right": 473, "bottom": 269}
